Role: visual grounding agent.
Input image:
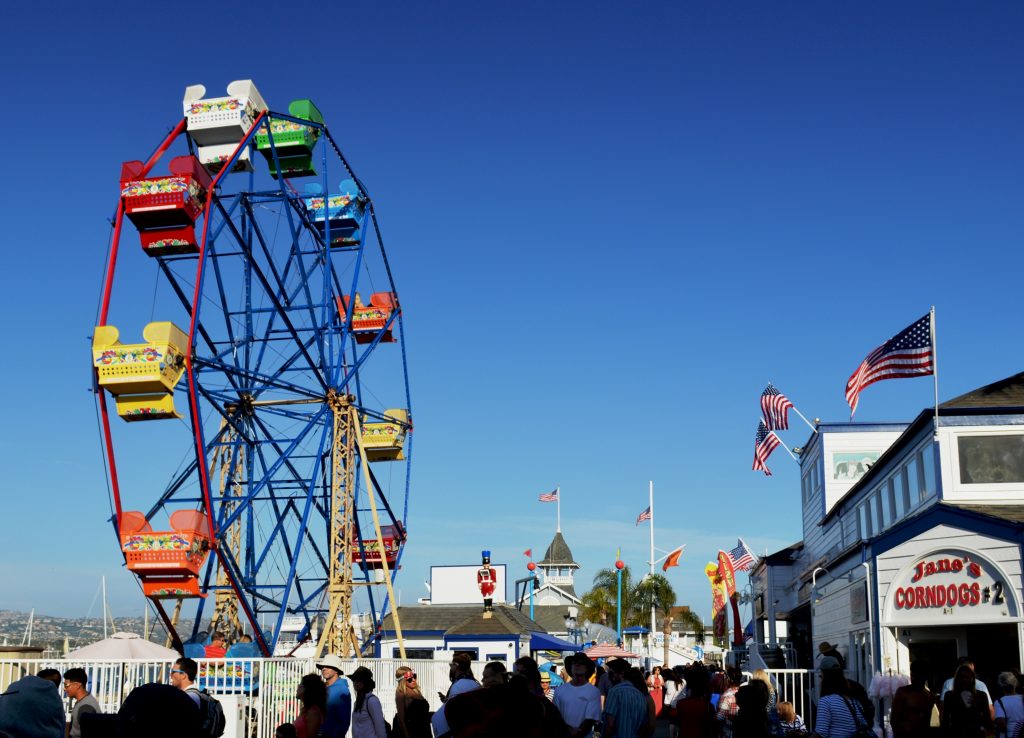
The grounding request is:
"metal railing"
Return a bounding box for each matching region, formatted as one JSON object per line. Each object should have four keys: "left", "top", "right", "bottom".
{"left": 0, "top": 656, "right": 491, "bottom": 738}
{"left": 2, "top": 656, "right": 814, "bottom": 735}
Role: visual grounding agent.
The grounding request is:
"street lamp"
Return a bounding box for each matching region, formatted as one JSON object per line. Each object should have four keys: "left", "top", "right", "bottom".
{"left": 564, "top": 605, "right": 581, "bottom": 645}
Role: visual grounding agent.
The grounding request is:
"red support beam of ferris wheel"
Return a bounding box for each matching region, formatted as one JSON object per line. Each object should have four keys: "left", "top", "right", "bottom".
{"left": 96, "top": 118, "right": 187, "bottom": 527}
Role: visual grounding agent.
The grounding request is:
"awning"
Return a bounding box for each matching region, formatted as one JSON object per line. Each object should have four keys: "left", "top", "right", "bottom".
{"left": 529, "top": 632, "right": 582, "bottom": 652}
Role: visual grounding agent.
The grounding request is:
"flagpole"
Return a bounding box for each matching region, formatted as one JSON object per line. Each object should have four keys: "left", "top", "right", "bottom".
{"left": 758, "top": 420, "right": 799, "bottom": 461}
{"left": 649, "top": 480, "right": 655, "bottom": 664}
{"left": 556, "top": 486, "right": 561, "bottom": 533}
{"left": 768, "top": 381, "right": 818, "bottom": 434}
{"left": 931, "top": 306, "right": 939, "bottom": 440}
{"left": 790, "top": 405, "right": 819, "bottom": 434}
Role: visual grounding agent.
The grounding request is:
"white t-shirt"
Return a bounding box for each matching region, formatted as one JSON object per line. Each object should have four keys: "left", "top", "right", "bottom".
{"left": 553, "top": 682, "right": 601, "bottom": 729}
{"left": 942, "top": 676, "right": 991, "bottom": 702}
{"left": 995, "top": 694, "right": 1024, "bottom": 738}
{"left": 431, "top": 678, "right": 480, "bottom": 737}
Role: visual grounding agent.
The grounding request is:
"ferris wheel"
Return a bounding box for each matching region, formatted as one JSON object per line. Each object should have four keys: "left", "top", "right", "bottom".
{"left": 92, "top": 80, "right": 412, "bottom": 657}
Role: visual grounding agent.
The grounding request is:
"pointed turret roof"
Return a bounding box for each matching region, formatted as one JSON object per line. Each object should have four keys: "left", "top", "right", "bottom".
{"left": 538, "top": 531, "right": 579, "bottom": 567}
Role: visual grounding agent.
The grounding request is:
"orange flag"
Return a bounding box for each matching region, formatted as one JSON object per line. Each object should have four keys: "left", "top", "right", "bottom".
{"left": 662, "top": 545, "right": 685, "bottom": 572}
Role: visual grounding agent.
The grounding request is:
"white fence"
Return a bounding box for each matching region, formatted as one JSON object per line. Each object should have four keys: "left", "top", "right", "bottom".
{"left": 1, "top": 656, "right": 814, "bottom": 735}
{"left": 0, "top": 657, "right": 485, "bottom": 737}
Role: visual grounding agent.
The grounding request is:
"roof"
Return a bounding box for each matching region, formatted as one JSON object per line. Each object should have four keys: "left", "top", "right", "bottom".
{"left": 523, "top": 604, "right": 574, "bottom": 633}
{"left": 942, "top": 372, "right": 1024, "bottom": 409}
{"left": 538, "top": 531, "right": 579, "bottom": 567}
{"left": 380, "top": 604, "right": 543, "bottom": 635}
{"left": 944, "top": 502, "right": 1024, "bottom": 524}
{"left": 822, "top": 370, "right": 1024, "bottom": 525}
{"left": 446, "top": 606, "right": 543, "bottom": 636}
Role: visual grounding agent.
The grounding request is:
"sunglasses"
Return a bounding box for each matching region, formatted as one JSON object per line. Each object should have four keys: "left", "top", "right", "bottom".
{"left": 400, "top": 672, "right": 417, "bottom": 682}
{"left": 170, "top": 669, "right": 186, "bottom": 675}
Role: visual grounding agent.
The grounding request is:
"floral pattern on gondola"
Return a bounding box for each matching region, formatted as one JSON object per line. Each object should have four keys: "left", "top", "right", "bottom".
{"left": 122, "top": 533, "right": 191, "bottom": 550}
{"left": 96, "top": 347, "right": 164, "bottom": 365}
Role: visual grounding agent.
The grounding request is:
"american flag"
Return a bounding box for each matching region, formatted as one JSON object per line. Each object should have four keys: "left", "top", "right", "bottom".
{"left": 538, "top": 489, "right": 559, "bottom": 502}
{"left": 752, "top": 420, "right": 780, "bottom": 476}
{"left": 760, "top": 383, "right": 794, "bottom": 431}
{"left": 729, "top": 538, "right": 757, "bottom": 572}
{"left": 846, "top": 313, "right": 934, "bottom": 417}
{"left": 635, "top": 506, "right": 652, "bottom": 525}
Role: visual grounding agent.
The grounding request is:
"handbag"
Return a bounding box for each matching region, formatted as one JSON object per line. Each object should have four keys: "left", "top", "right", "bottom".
{"left": 842, "top": 696, "right": 875, "bottom": 738}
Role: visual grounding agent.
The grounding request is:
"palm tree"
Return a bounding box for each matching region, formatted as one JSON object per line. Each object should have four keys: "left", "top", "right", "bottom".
{"left": 632, "top": 573, "right": 676, "bottom": 664}
{"left": 673, "top": 607, "right": 705, "bottom": 644}
{"left": 580, "top": 587, "right": 615, "bottom": 626}
{"left": 580, "top": 565, "right": 634, "bottom": 634}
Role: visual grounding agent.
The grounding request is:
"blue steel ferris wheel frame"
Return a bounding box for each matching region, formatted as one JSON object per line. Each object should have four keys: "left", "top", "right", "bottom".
{"left": 96, "top": 108, "right": 413, "bottom": 656}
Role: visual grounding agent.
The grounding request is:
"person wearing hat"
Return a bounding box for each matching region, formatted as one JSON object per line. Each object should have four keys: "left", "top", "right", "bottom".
{"left": 818, "top": 642, "right": 846, "bottom": 671}
{"left": 350, "top": 666, "right": 387, "bottom": 738}
{"left": 554, "top": 654, "right": 601, "bottom": 738}
{"left": 316, "top": 654, "right": 352, "bottom": 738}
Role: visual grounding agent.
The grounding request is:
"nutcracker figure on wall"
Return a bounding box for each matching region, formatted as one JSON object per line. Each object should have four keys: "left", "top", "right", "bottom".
{"left": 478, "top": 550, "right": 497, "bottom": 614}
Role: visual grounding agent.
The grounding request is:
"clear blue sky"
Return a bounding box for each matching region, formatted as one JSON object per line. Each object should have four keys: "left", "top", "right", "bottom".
{"left": 1, "top": 1, "right": 1022, "bottom": 628}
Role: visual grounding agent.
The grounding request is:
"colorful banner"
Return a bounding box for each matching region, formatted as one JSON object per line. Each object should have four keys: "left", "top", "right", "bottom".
{"left": 717, "top": 550, "right": 737, "bottom": 598}
{"left": 706, "top": 562, "right": 728, "bottom": 639}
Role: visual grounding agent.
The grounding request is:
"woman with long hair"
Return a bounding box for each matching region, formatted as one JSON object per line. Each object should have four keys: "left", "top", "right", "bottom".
{"left": 394, "top": 666, "right": 431, "bottom": 738}
{"left": 750, "top": 670, "right": 778, "bottom": 716}
{"left": 812, "top": 667, "right": 869, "bottom": 738}
{"left": 674, "top": 664, "right": 721, "bottom": 738}
{"left": 649, "top": 666, "right": 665, "bottom": 716}
{"left": 351, "top": 666, "right": 388, "bottom": 738}
{"left": 294, "top": 673, "right": 327, "bottom": 738}
{"left": 941, "top": 665, "right": 993, "bottom": 738}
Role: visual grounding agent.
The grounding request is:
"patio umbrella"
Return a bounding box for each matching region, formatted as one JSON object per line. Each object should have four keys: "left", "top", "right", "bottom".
{"left": 65, "top": 632, "right": 180, "bottom": 660}
{"left": 584, "top": 644, "right": 638, "bottom": 659}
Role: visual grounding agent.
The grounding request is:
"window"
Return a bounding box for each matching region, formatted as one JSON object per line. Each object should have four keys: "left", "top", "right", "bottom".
{"left": 899, "top": 467, "right": 912, "bottom": 512}
{"left": 802, "top": 471, "right": 811, "bottom": 502}
{"left": 892, "top": 472, "right": 909, "bottom": 517}
{"left": 906, "top": 461, "right": 920, "bottom": 507}
{"left": 486, "top": 653, "right": 507, "bottom": 662}
{"left": 922, "top": 443, "right": 937, "bottom": 495}
{"left": 395, "top": 648, "right": 434, "bottom": 659}
{"left": 858, "top": 503, "right": 871, "bottom": 539}
{"left": 882, "top": 481, "right": 895, "bottom": 527}
{"left": 956, "top": 435, "right": 1024, "bottom": 484}
{"left": 871, "top": 492, "right": 883, "bottom": 532}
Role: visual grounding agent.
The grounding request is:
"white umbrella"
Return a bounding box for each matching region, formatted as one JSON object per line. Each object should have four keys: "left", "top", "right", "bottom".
{"left": 65, "top": 632, "right": 180, "bottom": 660}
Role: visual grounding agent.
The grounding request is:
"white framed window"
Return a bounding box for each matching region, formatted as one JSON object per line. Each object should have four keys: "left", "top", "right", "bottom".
{"left": 906, "top": 460, "right": 921, "bottom": 507}
{"left": 882, "top": 481, "right": 895, "bottom": 527}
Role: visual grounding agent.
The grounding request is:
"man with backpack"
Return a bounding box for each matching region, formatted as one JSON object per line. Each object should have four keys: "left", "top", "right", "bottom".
{"left": 170, "top": 657, "right": 226, "bottom": 737}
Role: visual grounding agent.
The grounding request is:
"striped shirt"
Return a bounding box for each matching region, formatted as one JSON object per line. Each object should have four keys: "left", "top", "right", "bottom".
{"left": 814, "top": 695, "right": 868, "bottom": 738}
{"left": 603, "top": 682, "right": 649, "bottom": 738}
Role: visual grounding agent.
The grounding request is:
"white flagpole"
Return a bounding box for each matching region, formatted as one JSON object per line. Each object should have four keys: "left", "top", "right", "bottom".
{"left": 753, "top": 419, "right": 798, "bottom": 460}
{"left": 768, "top": 381, "right": 818, "bottom": 434}
{"left": 931, "top": 306, "right": 939, "bottom": 440}
{"left": 649, "top": 480, "right": 655, "bottom": 663}
{"left": 790, "top": 405, "right": 819, "bottom": 434}
{"left": 556, "top": 486, "right": 561, "bottom": 533}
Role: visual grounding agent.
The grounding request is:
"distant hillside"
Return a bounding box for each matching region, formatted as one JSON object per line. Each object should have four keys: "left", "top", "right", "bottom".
{"left": 0, "top": 610, "right": 194, "bottom": 651}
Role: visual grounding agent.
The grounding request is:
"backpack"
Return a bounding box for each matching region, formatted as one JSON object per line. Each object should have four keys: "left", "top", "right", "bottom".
{"left": 195, "top": 688, "right": 226, "bottom": 738}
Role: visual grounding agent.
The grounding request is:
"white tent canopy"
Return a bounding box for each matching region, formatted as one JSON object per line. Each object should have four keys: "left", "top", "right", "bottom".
{"left": 65, "top": 632, "right": 180, "bottom": 660}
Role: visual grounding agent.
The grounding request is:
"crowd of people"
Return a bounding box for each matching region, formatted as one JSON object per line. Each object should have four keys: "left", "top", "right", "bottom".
{"left": 3, "top": 646, "right": 1023, "bottom": 738}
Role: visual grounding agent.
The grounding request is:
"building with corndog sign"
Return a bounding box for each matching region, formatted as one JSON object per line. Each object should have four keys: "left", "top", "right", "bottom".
{"left": 751, "top": 371, "right": 1024, "bottom": 697}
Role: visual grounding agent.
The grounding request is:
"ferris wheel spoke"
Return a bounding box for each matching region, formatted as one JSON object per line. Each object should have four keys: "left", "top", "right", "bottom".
{"left": 194, "top": 356, "right": 322, "bottom": 400}
{"left": 207, "top": 198, "right": 328, "bottom": 392}
{"left": 215, "top": 404, "right": 328, "bottom": 534}
{"left": 237, "top": 196, "right": 323, "bottom": 357}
